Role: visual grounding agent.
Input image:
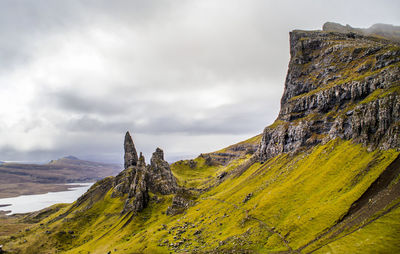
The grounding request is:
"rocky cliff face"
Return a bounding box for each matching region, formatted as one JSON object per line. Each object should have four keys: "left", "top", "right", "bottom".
{"left": 257, "top": 24, "right": 400, "bottom": 161}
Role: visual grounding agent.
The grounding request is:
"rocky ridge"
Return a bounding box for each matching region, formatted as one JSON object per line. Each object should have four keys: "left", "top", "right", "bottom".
{"left": 257, "top": 23, "right": 400, "bottom": 161}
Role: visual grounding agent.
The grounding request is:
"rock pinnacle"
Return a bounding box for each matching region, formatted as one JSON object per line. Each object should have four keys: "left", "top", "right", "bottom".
{"left": 124, "top": 131, "right": 138, "bottom": 169}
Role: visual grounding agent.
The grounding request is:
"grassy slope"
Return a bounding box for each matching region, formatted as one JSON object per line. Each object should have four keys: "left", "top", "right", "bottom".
{"left": 3, "top": 138, "right": 399, "bottom": 253}
{"left": 316, "top": 203, "right": 400, "bottom": 253}
{"left": 171, "top": 134, "right": 261, "bottom": 189}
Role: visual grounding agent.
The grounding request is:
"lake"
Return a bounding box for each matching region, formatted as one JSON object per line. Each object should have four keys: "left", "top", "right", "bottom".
{"left": 0, "top": 183, "right": 93, "bottom": 215}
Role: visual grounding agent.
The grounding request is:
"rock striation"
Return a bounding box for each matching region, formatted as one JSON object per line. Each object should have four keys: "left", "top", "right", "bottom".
{"left": 257, "top": 23, "right": 400, "bottom": 161}
{"left": 148, "top": 148, "right": 178, "bottom": 195}
{"left": 121, "top": 166, "right": 149, "bottom": 214}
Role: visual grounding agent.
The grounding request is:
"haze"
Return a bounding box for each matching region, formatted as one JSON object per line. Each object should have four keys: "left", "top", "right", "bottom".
{"left": 0, "top": 0, "right": 399, "bottom": 163}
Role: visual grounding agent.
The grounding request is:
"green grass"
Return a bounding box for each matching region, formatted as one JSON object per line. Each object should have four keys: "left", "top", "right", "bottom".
{"left": 3, "top": 139, "right": 399, "bottom": 253}
{"left": 171, "top": 156, "right": 221, "bottom": 188}
{"left": 316, "top": 201, "right": 400, "bottom": 253}
{"left": 215, "top": 134, "right": 262, "bottom": 152}
{"left": 203, "top": 139, "right": 398, "bottom": 250}
{"left": 170, "top": 133, "right": 260, "bottom": 189}
{"left": 360, "top": 82, "right": 400, "bottom": 105}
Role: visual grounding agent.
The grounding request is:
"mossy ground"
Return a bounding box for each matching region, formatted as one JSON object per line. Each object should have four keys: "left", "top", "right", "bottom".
{"left": 2, "top": 138, "right": 399, "bottom": 253}
{"left": 315, "top": 200, "right": 400, "bottom": 254}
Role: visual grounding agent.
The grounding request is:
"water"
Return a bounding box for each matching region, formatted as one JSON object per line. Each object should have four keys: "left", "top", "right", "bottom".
{"left": 0, "top": 183, "right": 93, "bottom": 215}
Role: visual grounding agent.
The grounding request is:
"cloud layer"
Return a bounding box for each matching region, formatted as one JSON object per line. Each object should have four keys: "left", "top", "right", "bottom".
{"left": 1, "top": 0, "right": 399, "bottom": 163}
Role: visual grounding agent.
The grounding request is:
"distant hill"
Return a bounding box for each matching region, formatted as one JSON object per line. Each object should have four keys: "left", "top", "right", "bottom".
{"left": 323, "top": 22, "right": 400, "bottom": 43}
{"left": 62, "top": 155, "right": 79, "bottom": 160}
{"left": 0, "top": 156, "right": 122, "bottom": 198}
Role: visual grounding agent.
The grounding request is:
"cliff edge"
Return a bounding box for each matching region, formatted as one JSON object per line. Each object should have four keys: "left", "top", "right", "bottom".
{"left": 258, "top": 24, "right": 400, "bottom": 161}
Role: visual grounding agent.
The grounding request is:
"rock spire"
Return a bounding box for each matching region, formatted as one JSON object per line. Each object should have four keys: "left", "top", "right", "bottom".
{"left": 148, "top": 148, "right": 178, "bottom": 195}
{"left": 124, "top": 131, "right": 138, "bottom": 169}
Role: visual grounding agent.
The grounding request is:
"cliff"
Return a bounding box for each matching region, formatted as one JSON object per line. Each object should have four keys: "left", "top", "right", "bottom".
{"left": 258, "top": 26, "right": 400, "bottom": 161}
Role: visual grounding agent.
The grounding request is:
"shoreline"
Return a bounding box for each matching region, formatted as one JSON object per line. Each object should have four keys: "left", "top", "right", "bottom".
{"left": 0, "top": 182, "right": 93, "bottom": 199}
{"left": 0, "top": 183, "right": 94, "bottom": 215}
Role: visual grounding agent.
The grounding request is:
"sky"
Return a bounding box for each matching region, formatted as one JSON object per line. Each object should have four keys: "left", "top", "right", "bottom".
{"left": 0, "top": 0, "right": 399, "bottom": 164}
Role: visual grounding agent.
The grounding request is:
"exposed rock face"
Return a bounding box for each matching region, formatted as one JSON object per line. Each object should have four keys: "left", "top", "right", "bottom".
{"left": 118, "top": 146, "right": 178, "bottom": 214}
{"left": 122, "top": 167, "right": 149, "bottom": 214}
{"left": 112, "top": 153, "right": 151, "bottom": 214}
{"left": 74, "top": 132, "right": 179, "bottom": 215}
{"left": 257, "top": 26, "right": 400, "bottom": 161}
{"left": 111, "top": 168, "right": 135, "bottom": 198}
{"left": 124, "top": 131, "right": 138, "bottom": 169}
{"left": 148, "top": 148, "right": 178, "bottom": 195}
{"left": 166, "top": 189, "right": 194, "bottom": 216}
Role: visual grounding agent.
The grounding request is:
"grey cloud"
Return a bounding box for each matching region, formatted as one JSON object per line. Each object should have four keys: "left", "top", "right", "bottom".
{"left": 0, "top": 1, "right": 81, "bottom": 70}
{"left": 0, "top": 0, "right": 399, "bottom": 163}
{"left": 62, "top": 97, "right": 276, "bottom": 136}
{"left": 64, "top": 116, "right": 132, "bottom": 133}
{"left": 46, "top": 89, "right": 129, "bottom": 115}
{"left": 0, "top": 0, "right": 177, "bottom": 71}
{"left": 0, "top": 145, "right": 66, "bottom": 164}
{"left": 0, "top": 139, "right": 123, "bottom": 164}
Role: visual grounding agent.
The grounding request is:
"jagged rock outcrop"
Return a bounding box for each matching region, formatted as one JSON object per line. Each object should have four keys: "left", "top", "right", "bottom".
{"left": 124, "top": 131, "right": 138, "bottom": 169}
{"left": 122, "top": 166, "right": 149, "bottom": 214}
{"left": 166, "top": 189, "right": 195, "bottom": 215}
{"left": 119, "top": 146, "right": 178, "bottom": 214}
{"left": 257, "top": 24, "right": 400, "bottom": 161}
{"left": 69, "top": 131, "right": 179, "bottom": 215}
{"left": 147, "top": 148, "right": 178, "bottom": 195}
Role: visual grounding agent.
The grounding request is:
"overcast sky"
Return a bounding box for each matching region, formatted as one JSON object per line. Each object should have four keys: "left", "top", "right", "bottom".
{"left": 0, "top": 0, "right": 399, "bottom": 164}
